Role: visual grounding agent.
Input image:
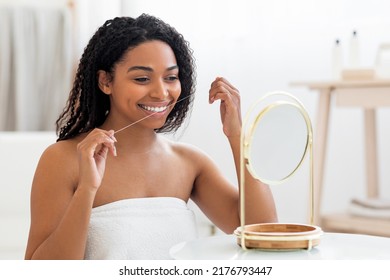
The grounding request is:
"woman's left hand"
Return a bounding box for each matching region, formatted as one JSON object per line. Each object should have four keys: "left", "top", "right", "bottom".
{"left": 209, "top": 77, "right": 241, "bottom": 137}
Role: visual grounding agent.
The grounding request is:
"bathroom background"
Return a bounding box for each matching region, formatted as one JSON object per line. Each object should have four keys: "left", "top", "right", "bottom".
{"left": 1, "top": 0, "right": 389, "bottom": 259}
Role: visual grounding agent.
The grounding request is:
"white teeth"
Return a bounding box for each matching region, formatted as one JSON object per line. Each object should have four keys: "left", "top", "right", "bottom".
{"left": 140, "top": 105, "right": 168, "bottom": 113}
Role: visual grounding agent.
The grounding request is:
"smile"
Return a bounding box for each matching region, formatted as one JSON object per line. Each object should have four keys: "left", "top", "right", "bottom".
{"left": 138, "top": 104, "right": 169, "bottom": 113}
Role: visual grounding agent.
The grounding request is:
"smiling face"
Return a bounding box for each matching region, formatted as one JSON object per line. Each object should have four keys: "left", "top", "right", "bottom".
{"left": 99, "top": 40, "right": 182, "bottom": 131}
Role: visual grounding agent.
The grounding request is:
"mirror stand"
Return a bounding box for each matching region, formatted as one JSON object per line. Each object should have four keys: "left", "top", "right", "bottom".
{"left": 236, "top": 91, "right": 323, "bottom": 251}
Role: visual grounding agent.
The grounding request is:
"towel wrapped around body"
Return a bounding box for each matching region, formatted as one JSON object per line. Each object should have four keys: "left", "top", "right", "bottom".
{"left": 84, "top": 197, "right": 198, "bottom": 260}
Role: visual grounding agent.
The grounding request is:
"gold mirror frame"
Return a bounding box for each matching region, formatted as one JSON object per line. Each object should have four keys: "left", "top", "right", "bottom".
{"left": 237, "top": 91, "right": 322, "bottom": 250}
{"left": 245, "top": 101, "right": 310, "bottom": 185}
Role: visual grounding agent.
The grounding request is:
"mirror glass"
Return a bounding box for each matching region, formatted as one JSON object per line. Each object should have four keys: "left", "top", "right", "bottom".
{"left": 246, "top": 102, "right": 309, "bottom": 183}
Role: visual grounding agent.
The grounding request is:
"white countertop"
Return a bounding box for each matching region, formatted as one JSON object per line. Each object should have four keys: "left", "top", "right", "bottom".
{"left": 170, "top": 232, "right": 390, "bottom": 260}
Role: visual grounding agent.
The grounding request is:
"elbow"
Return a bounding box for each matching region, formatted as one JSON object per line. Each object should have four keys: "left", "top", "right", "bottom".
{"left": 265, "top": 213, "right": 278, "bottom": 223}
{"left": 265, "top": 208, "right": 278, "bottom": 223}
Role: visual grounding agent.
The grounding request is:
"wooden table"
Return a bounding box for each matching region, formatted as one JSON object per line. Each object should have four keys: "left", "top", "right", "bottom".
{"left": 291, "top": 80, "right": 390, "bottom": 236}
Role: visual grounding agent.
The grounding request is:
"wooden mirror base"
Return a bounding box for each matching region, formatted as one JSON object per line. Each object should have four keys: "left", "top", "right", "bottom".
{"left": 234, "top": 223, "right": 323, "bottom": 250}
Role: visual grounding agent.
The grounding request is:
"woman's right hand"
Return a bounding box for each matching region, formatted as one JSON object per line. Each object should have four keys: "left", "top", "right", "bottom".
{"left": 76, "top": 129, "right": 117, "bottom": 192}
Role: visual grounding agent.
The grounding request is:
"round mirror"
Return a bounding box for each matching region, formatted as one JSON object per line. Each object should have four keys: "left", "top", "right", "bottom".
{"left": 245, "top": 101, "right": 310, "bottom": 184}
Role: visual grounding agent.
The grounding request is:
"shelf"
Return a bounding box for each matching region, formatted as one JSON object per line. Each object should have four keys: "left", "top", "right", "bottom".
{"left": 291, "top": 80, "right": 390, "bottom": 239}
{"left": 321, "top": 213, "right": 390, "bottom": 237}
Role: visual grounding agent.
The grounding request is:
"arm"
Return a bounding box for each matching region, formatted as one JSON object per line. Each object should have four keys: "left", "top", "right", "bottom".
{"left": 202, "top": 77, "right": 277, "bottom": 231}
{"left": 227, "top": 133, "right": 278, "bottom": 226}
{"left": 24, "top": 129, "right": 116, "bottom": 259}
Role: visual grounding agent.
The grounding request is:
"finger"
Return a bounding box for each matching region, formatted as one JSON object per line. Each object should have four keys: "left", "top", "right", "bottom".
{"left": 209, "top": 82, "right": 239, "bottom": 104}
{"left": 94, "top": 145, "right": 109, "bottom": 159}
{"left": 107, "top": 130, "right": 117, "bottom": 142}
{"left": 209, "top": 79, "right": 226, "bottom": 103}
{"left": 209, "top": 88, "right": 232, "bottom": 104}
{"left": 210, "top": 77, "right": 239, "bottom": 93}
{"left": 78, "top": 131, "right": 116, "bottom": 158}
{"left": 217, "top": 77, "right": 239, "bottom": 91}
{"left": 107, "top": 142, "right": 117, "bottom": 157}
{"left": 98, "top": 142, "right": 117, "bottom": 158}
{"left": 94, "top": 135, "right": 116, "bottom": 156}
{"left": 105, "top": 130, "right": 117, "bottom": 156}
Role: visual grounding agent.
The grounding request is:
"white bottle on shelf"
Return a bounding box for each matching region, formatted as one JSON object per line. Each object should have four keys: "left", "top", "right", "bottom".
{"left": 332, "top": 39, "right": 343, "bottom": 80}
{"left": 349, "top": 30, "right": 360, "bottom": 68}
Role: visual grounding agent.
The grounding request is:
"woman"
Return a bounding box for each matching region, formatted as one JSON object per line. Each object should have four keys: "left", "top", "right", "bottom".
{"left": 25, "top": 14, "right": 277, "bottom": 260}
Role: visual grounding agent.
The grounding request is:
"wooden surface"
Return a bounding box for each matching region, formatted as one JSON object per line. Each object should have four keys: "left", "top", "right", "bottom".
{"left": 321, "top": 213, "right": 390, "bottom": 237}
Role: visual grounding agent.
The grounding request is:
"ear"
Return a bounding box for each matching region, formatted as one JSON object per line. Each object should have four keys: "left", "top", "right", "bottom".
{"left": 97, "top": 70, "right": 112, "bottom": 95}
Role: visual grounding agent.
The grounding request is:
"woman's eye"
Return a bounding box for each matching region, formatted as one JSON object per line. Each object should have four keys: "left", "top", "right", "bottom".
{"left": 166, "top": 75, "right": 179, "bottom": 82}
{"left": 134, "top": 77, "right": 149, "bottom": 83}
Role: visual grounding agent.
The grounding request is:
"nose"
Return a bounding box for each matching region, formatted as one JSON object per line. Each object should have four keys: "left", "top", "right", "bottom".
{"left": 150, "top": 80, "right": 169, "bottom": 99}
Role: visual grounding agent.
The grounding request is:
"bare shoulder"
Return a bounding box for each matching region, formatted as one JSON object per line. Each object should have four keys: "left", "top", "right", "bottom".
{"left": 164, "top": 138, "right": 213, "bottom": 163}
{"left": 33, "top": 137, "right": 81, "bottom": 192}
{"left": 39, "top": 138, "right": 78, "bottom": 168}
{"left": 42, "top": 138, "right": 77, "bottom": 159}
{"left": 162, "top": 137, "right": 219, "bottom": 177}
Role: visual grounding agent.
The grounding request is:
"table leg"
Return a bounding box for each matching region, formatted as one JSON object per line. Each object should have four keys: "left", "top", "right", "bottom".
{"left": 364, "top": 108, "right": 379, "bottom": 198}
{"left": 313, "top": 89, "right": 332, "bottom": 225}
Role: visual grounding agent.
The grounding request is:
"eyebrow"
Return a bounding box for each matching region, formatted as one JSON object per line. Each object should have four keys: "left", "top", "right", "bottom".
{"left": 127, "top": 65, "right": 179, "bottom": 73}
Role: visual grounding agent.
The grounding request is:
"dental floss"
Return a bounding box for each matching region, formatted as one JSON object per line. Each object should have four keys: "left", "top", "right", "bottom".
{"left": 113, "top": 95, "right": 192, "bottom": 135}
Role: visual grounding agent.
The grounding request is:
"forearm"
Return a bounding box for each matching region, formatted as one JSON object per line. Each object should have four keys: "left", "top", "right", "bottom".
{"left": 228, "top": 136, "right": 278, "bottom": 224}
{"left": 30, "top": 188, "right": 96, "bottom": 260}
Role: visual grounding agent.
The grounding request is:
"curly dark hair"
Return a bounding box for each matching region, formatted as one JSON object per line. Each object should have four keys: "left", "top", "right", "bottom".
{"left": 56, "top": 14, "right": 196, "bottom": 141}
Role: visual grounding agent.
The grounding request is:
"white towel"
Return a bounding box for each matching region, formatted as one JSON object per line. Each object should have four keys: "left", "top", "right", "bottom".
{"left": 84, "top": 197, "right": 198, "bottom": 260}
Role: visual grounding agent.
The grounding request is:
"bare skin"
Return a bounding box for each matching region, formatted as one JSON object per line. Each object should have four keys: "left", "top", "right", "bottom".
{"left": 25, "top": 40, "right": 277, "bottom": 260}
